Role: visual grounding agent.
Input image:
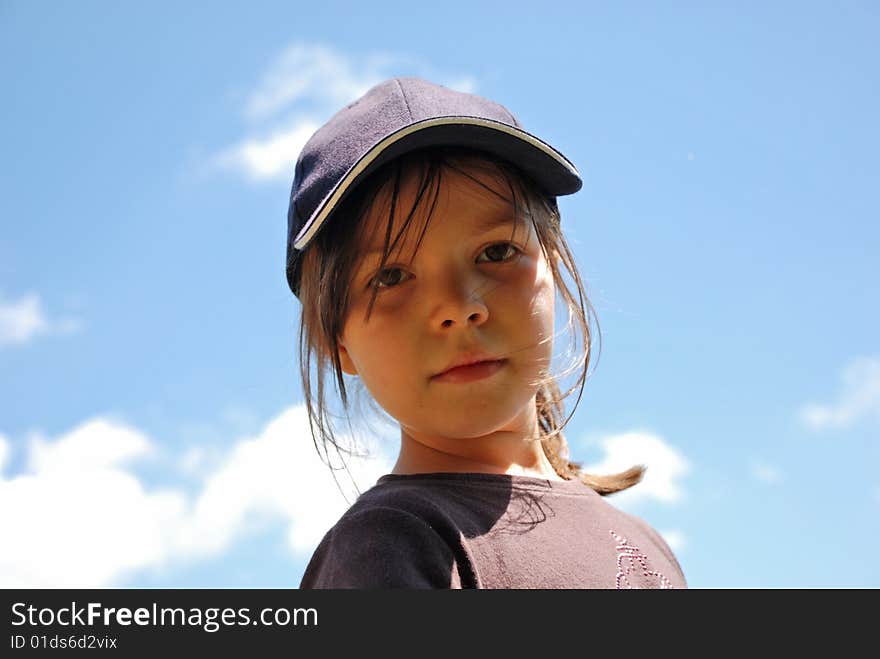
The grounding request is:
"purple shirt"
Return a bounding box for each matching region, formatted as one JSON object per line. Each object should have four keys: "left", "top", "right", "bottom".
{"left": 300, "top": 472, "right": 687, "bottom": 589}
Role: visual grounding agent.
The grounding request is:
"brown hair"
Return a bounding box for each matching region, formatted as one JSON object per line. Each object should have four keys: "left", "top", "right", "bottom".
{"left": 296, "top": 145, "right": 644, "bottom": 498}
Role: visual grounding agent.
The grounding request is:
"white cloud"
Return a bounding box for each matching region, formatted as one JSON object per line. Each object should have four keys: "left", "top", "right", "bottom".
{"left": 581, "top": 430, "right": 690, "bottom": 508}
{"left": 0, "top": 293, "right": 82, "bottom": 347}
{"left": 0, "top": 405, "right": 393, "bottom": 587}
{"left": 659, "top": 529, "right": 686, "bottom": 552}
{"left": 0, "top": 432, "right": 9, "bottom": 472}
{"left": 799, "top": 356, "right": 880, "bottom": 430}
{"left": 0, "top": 292, "right": 46, "bottom": 345}
{"left": 207, "top": 41, "right": 478, "bottom": 182}
{"left": 177, "top": 445, "right": 214, "bottom": 477}
{"left": 210, "top": 118, "right": 322, "bottom": 182}
{"left": 0, "top": 291, "right": 82, "bottom": 348}
{"left": 243, "top": 43, "right": 394, "bottom": 121}
{"left": 751, "top": 461, "right": 783, "bottom": 485}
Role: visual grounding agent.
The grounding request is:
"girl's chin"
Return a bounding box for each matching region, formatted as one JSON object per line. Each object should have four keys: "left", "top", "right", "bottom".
{"left": 415, "top": 416, "right": 528, "bottom": 440}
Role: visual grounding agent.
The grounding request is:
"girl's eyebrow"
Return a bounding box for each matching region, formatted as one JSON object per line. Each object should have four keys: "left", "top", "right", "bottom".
{"left": 362, "top": 213, "right": 517, "bottom": 257}
{"left": 476, "top": 212, "right": 518, "bottom": 232}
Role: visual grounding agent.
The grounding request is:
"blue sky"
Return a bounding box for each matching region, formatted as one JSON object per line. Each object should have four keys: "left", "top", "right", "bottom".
{"left": 1, "top": 1, "right": 877, "bottom": 588}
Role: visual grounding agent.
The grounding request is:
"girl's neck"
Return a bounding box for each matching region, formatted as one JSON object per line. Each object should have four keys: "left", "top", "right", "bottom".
{"left": 391, "top": 426, "right": 566, "bottom": 482}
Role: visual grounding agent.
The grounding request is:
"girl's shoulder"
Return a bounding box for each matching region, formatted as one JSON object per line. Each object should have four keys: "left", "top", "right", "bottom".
{"left": 299, "top": 485, "right": 465, "bottom": 588}
{"left": 324, "top": 475, "right": 459, "bottom": 536}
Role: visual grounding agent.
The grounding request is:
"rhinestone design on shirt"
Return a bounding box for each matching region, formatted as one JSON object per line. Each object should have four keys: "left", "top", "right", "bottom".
{"left": 610, "top": 530, "right": 674, "bottom": 589}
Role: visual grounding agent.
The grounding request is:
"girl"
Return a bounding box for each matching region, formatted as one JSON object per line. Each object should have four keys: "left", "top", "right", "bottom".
{"left": 286, "top": 77, "right": 687, "bottom": 588}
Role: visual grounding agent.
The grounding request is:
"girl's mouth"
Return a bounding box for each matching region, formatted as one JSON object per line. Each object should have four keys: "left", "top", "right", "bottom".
{"left": 431, "top": 359, "right": 507, "bottom": 384}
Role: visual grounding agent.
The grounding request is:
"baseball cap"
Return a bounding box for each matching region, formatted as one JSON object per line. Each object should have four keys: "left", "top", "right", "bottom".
{"left": 285, "top": 76, "right": 582, "bottom": 298}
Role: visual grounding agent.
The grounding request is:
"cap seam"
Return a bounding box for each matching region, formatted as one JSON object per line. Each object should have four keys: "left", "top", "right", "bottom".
{"left": 291, "top": 158, "right": 303, "bottom": 225}
{"left": 393, "top": 77, "right": 415, "bottom": 122}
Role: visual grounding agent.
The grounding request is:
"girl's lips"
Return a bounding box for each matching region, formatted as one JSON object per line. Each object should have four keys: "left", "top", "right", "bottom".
{"left": 431, "top": 359, "right": 507, "bottom": 384}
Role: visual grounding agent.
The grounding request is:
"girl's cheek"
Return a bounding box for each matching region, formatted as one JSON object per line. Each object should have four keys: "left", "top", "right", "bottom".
{"left": 508, "top": 252, "right": 549, "bottom": 288}
{"left": 523, "top": 254, "right": 556, "bottom": 313}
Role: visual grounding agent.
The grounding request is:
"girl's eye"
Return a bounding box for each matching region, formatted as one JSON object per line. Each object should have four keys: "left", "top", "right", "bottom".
{"left": 367, "top": 243, "right": 521, "bottom": 291}
{"left": 478, "top": 242, "right": 521, "bottom": 263}
{"left": 370, "top": 267, "right": 410, "bottom": 290}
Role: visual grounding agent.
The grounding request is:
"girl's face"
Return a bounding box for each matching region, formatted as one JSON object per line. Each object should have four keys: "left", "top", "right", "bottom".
{"left": 336, "top": 161, "right": 556, "bottom": 447}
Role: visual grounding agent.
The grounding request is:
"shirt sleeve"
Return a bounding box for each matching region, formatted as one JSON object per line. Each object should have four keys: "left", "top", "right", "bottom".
{"left": 299, "top": 506, "right": 463, "bottom": 589}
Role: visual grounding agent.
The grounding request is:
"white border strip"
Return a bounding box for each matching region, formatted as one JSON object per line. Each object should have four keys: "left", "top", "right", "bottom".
{"left": 293, "top": 116, "right": 579, "bottom": 250}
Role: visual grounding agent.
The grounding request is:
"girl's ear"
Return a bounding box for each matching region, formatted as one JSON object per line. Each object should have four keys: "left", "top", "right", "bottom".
{"left": 336, "top": 339, "right": 359, "bottom": 376}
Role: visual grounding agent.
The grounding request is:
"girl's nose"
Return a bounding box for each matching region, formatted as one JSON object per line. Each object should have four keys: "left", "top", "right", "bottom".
{"left": 430, "top": 272, "right": 490, "bottom": 330}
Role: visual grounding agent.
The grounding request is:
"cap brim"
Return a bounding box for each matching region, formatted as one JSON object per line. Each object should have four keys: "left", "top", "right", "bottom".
{"left": 292, "top": 116, "right": 582, "bottom": 251}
